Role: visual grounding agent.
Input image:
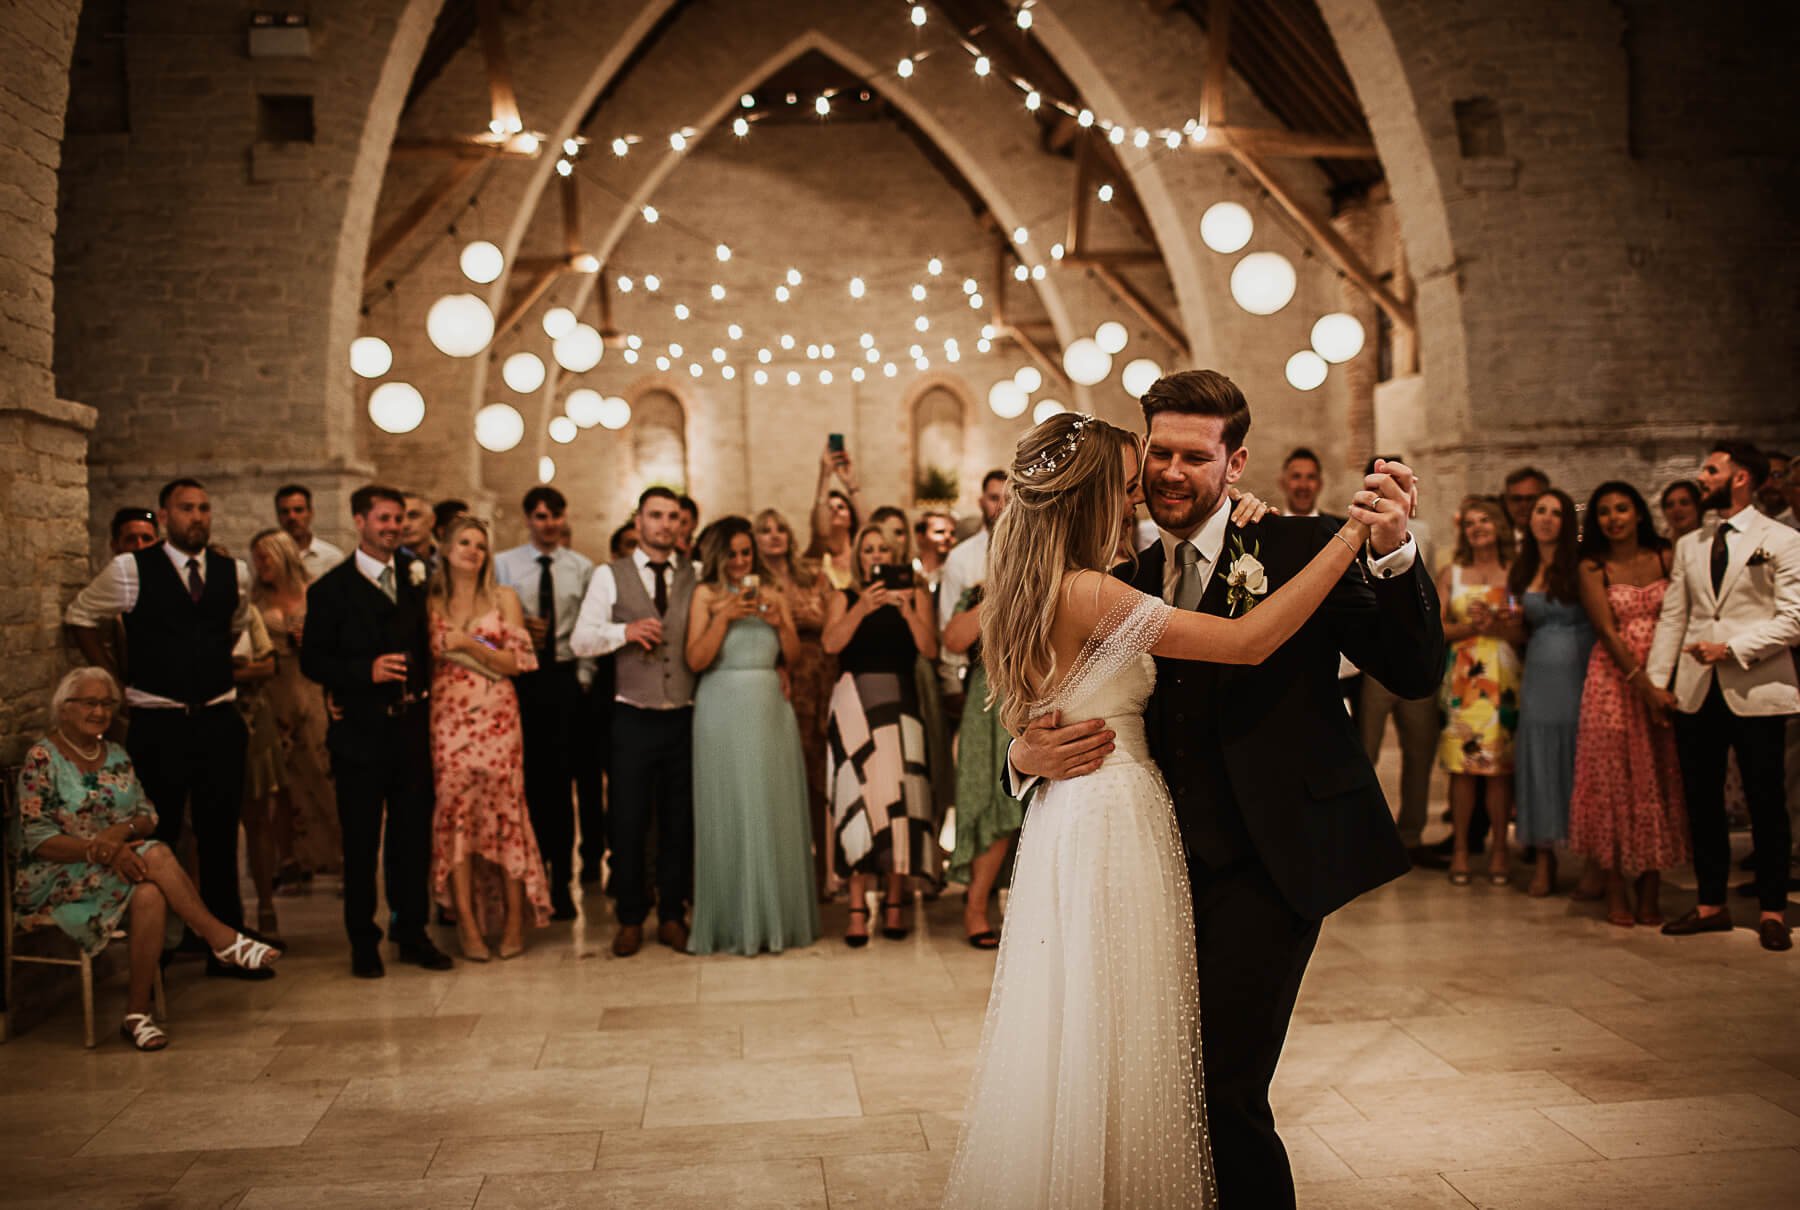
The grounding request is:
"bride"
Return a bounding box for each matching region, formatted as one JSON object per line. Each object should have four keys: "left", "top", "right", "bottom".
{"left": 940, "top": 412, "right": 1382, "bottom": 1209}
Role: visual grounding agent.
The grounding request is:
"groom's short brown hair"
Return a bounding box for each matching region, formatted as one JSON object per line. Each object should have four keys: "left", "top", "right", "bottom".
{"left": 1140, "top": 370, "right": 1252, "bottom": 452}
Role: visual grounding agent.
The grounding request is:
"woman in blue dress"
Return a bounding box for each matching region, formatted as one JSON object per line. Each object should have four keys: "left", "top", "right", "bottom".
{"left": 685, "top": 516, "right": 820, "bottom": 955}
{"left": 1508, "top": 489, "right": 1593, "bottom": 896}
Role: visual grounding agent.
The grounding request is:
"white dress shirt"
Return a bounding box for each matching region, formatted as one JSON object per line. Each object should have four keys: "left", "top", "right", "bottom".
{"left": 571, "top": 546, "right": 680, "bottom": 662}
{"left": 494, "top": 543, "right": 595, "bottom": 664}
{"left": 299, "top": 535, "right": 346, "bottom": 574}
{"left": 65, "top": 541, "right": 253, "bottom": 708}
{"left": 936, "top": 529, "right": 989, "bottom": 693}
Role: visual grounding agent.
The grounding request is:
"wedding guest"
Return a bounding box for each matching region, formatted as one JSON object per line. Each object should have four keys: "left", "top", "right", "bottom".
{"left": 233, "top": 603, "right": 283, "bottom": 936}
{"left": 1509, "top": 489, "right": 1593, "bottom": 896}
{"left": 1647, "top": 443, "right": 1800, "bottom": 951}
{"left": 822, "top": 524, "right": 938, "bottom": 944}
{"left": 86, "top": 508, "right": 159, "bottom": 710}
{"left": 65, "top": 478, "right": 258, "bottom": 975}
{"left": 428, "top": 515, "right": 551, "bottom": 960}
{"left": 571, "top": 487, "right": 696, "bottom": 957}
{"left": 12, "top": 668, "right": 279, "bottom": 1050}
{"left": 610, "top": 522, "right": 639, "bottom": 559}
{"left": 1502, "top": 466, "right": 1551, "bottom": 546}
{"left": 873, "top": 505, "right": 952, "bottom": 870}
{"left": 495, "top": 486, "right": 594, "bottom": 920}
{"left": 870, "top": 506, "right": 912, "bottom": 565}
{"left": 1277, "top": 447, "right": 1323, "bottom": 517}
{"left": 249, "top": 529, "right": 340, "bottom": 892}
{"left": 1758, "top": 451, "right": 1790, "bottom": 519}
{"left": 401, "top": 492, "right": 439, "bottom": 568}
{"left": 1660, "top": 479, "right": 1704, "bottom": 541}
{"left": 943, "top": 587, "right": 1022, "bottom": 948}
{"left": 433, "top": 498, "right": 470, "bottom": 543}
{"left": 675, "top": 495, "right": 700, "bottom": 559}
{"left": 110, "top": 507, "right": 158, "bottom": 555}
{"left": 938, "top": 471, "right": 1009, "bottom": 708}
{"left": 1568, "top": 482, "right": 1687, "bottom": 925}
{"left": 573, "top": 522, "right": 640, "bottom": 885}
{"left": 809, "top": 439, "right": 867, "bottom": 589}
{"left": 1435, "top": 496, "right": 1523, "bottom": 886}
{"left": 914, "top": 509, "right": 956, "bottom": 593}
{"left": 686, "top": 517, "right": 820, "bottom": 955}
{"left": 755, "top": 507, "right": 835, "bottom": 893}
{"left": 300, "top": 484, "right": 453, "bottom": 977}
{"left": 275, "top": 484, "right": 345, "bottom": 575}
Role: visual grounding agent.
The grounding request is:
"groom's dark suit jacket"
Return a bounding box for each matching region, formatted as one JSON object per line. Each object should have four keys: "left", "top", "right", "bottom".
{"left": 300, "top": 550, "right": 433, "bottom": 765}
{"left": 1134, "top": 515, "right": 1443, "bottom": 920}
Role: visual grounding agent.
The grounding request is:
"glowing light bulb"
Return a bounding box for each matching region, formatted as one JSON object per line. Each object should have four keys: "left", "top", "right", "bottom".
{"left": 1133, "top": 128, "right": 1150, "bottom": 148}
{"left": 910, "top": 4, "right": 926, "bottom": 26}
{"left": 786, "top": 370, "right": 801, "bottom": 386}
{"left": 969, "top": 293, "right": 983, "bottom": 309}
{"left": 757, "top": 348, "right": 771, "bottom": 364}
{"left": 669, "top": 131, "right": 687, "bottom": 151}
{"left": 806, "top": 344, "right": 820, "bottom": 361}
{"left": 974, "top": 56, "right": 990, "bottom": 77}
{"left": 1017, "top": 7, "right": 1033, "bottom": 29}
{"left": 655, "top": 355, "right": 671, "bottom": 371}
{"left": 669, "top": 342, "right": 684, "bottom": 358}
{"left": 542, "top": 307, "right": 577, "bottom": 339}
{"left": 563, "top": 138, "right": 581, "bottom": 156}
{"left": 1025, "top": 90, "right": 1040, "bottom": 111}
{"left": 727, "top": 323, "right": 743, "bottom": 340}
{"left": 852, "top": 367, "right": 865, "bottom": 382}
{"left": 1013, "top": 226, "right": 1029, "bottom": 244}
{"left": 612, "top": 137, "right": 629, "bottom": 156}
{"left": 555, "top": 159, "right": 572, "bottom": 177}
{"left": 732, "top": 116, "right": 750, "bottom": 137}
{"left": 754, "top": 369, "right": 768, "bottom": 385}
{"left": 715, "top": 244, "right": 731, "bottom": 262}
{"left": 722, "top": 365, "right": 736, "bottom": 380}
{"left": 641, "top": 205, "right": 659, "bottom": 223}
{"left": 819, "top": 370, "right": 833, "bottom": 385}
{"left": 710, "top": 283, "right": 726, "bottom": 301}
{"left": 1097, "top": 183, "right": 1114, "bottom": 203}
{"left": 815, "top": 95, "right": 830, "bottom": 117}
{"left": 1014, "top": 265, "right": 1029, "bottom": 282}
{"left": 774, "top": 285, "right": 790, "bottom": 302}
{"left": 780, "top": 334, "right": 795, "bottom": 350}
{"left": 644, "top": 274, "right": 660, "bottom": 292}
{"left": 741, "top": 94, "right": 755, "bottom": 109}
{"left": 860, "top": 333, "right": 875, "bottom": 348}
{"left": 786, "top": 268, "right": 803, "bottom": 287}
{"left": 1051, "top": 242, "right": 1065, "bottom": 261}
{"left": 884, "top": 362, "right": 898, "bottom": 378}
{"left": 1031, "top": 265, "right": 1045, "bottom": 280}
{"left": 849, "top": 277, "right": 866, "bottom": 298}
{"left": 674, "top": 303, "right": 690, "bottom": 320}
{"left": 897, "top": 58, "right": 915, "bottom": 79}
{"left": 915, "top": 315, "right": 930, "bottom": 332}
{"left": 616, "top": 275, "right": 633, "bottom": 293}
{"left": 1078, "top": 109, "right": 1094, "bottom": 128}
{"left": 1166, "top": 131, "right": 1181, "bottom": 149}
{"left": 912, "top": 284, "right": 927, "bottom": 301}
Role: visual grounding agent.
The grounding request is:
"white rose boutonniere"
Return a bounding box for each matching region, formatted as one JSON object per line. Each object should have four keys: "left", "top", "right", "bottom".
{"left": 408, "top": 559, "right": 428, "bottom": 587}
{"left": 1223, "top": 535, "right": 1268, "bottom": 617}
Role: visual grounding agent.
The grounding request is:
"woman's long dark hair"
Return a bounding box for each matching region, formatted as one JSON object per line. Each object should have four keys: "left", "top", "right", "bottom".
{"left": 1507, "top": 489, "right": 1581, "bottom": 603}
{"left": 1577, "top": 480, "right": 1668, "bottom": 563}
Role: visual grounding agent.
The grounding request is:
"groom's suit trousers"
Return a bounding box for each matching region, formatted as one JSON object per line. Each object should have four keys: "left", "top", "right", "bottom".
{"left": 1191, "top": 855, "right": 1319, "bottom": 1210}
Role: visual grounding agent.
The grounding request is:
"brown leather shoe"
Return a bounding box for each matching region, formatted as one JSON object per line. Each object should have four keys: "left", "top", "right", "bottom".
{"left": 1759, "top": 919, "right": 1793, "bottom": 952}
{"left": 1660, "top": 907, "right": 1733, "bottom": 936}
{"left": 658, "top": 919, "right": 689, "bottom": 951}
{"left": 611, "top": 924, "right": 643, "bottom": 957}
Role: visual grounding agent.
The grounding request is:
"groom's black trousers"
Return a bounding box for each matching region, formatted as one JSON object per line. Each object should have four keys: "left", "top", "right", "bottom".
{"left": 1191, "top": 854, "right": 1320, "bottom": 1210}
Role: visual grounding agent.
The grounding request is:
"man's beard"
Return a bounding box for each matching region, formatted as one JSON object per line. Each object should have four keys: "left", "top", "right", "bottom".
{"left": 1146, "top": 482, "right": 1223, "bottom": 533}
{"left": 1702, "top": 483, "right": 1732, "bottom": 511}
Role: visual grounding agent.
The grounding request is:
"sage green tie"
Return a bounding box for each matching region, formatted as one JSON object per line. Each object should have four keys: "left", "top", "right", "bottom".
{"left": 1174, "top": 541, "right": 1204, "bottom": 611}
{"left": 378, "top": 565, "right": 397, "bottom": 603}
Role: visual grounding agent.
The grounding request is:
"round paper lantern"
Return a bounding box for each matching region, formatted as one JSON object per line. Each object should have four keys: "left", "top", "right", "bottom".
{"left": 547, "top": 415, "right": 577, "bottom": 444}
{"left": 564, "top": 388, "right": 604, "bottom": 428}
{"left": 552, "top": 323, "right": 603, "bottom": 373}
{"left": 427, "top": 294, "right": 495, "bottom": 358}
{"left": 1285, "top": 350, "right": 1329, "bottom": 391}
{"left": 597, "top": 395, "right": 632, "bottom": 430}
{"left": 1199, "top": 201, "right": 1254, "bottom": 254}
{"left": 1310, "top": 312, "right": 1366, "bottom": 364}
{"left": 1062, "top": 337, "right": 1112, "bottom": 386}
{"left": 501, "top": 352, "right": 546, "bottom": 394}
{"left": 459, "top": 240, "right": 504, "bottom": 284}
{"left": 1094, "top": 321, "right": 1129, "bottom": 355}
{"left": 349, "top": 336, "right": 393, "bottom": 379}
{"left": 1120, "top": 358, "right": 1163, "bottom": 399}
{"left": 366, "top": 382, "right": 424, "bottom": 434}
{"left": 542, "top": 307, "right": 577, "bottom": 339}
{"left": 1229, "top": 252, "right": 1297, "bottom": 316}
{"left": 1013, "top": 365, "right": 1043, "bottom": 394}
{"left": 474, "top": 402, "right": 525, "bottom": 452}
{"left": 987, "top": 379, "right": 1029, "bottom": 419}
{"left": 1033, "top": 398, "right": 1066, "bottom": 423}
{"left": 537, "top": 456, "right": 556, "bottom": 483}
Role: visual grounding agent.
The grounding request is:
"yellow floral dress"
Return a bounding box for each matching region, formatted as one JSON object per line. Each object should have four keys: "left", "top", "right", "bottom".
{"left": 1436, "top": 566, "right": 1521, "bottom": 775}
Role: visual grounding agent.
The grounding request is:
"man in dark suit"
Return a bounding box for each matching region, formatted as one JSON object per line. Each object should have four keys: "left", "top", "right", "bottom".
{"left": 1010, "top": 371, "right": 1443, "bottom": 1208}
{"left": 300, "top": 484, "right": 453, "bottom": 978}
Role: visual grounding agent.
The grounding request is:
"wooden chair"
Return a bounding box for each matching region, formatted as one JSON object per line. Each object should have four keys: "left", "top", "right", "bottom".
{"left": 2, "top": 763, "right": 166, "bottom": 1048}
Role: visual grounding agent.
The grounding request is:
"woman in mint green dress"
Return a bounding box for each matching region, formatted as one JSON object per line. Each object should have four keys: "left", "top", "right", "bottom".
{"left": 685, "top": 517, "right": 820, "bottom": 956}
{"left": 944, "top": 587, "right": 1024, "bottom": 949}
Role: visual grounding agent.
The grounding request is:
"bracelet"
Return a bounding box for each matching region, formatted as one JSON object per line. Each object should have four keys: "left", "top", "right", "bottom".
{"left": 1622, "top": 664, "right": 1643, "bottom": 681}
{"left": 1331, "top": 530, "right": 1360, "bottom": 557}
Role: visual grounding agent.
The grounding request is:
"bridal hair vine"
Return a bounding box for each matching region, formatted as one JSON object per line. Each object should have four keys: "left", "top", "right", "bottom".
{"left": 1018, "top": 414, "right": 1094, "bottom": 479}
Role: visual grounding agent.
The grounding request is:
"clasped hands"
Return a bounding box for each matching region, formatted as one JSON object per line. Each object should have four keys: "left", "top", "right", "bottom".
{"left": 1348, "top": 459, "right": 1418, "bottom": 556}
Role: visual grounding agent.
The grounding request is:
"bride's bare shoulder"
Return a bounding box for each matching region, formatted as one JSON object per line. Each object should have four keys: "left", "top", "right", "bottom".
{"left": 1056, "top": 569, "right": 1145, "bottom": 634}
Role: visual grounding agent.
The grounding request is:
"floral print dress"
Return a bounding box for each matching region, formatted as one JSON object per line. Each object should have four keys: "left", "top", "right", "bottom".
{"left": 429, "top": 609, "right": 552, "bottom": 933}
{"left": 1436, "top": 566, "right": 1522, "bottom": 775}
{"left": 9, "top": 742, "right": 162, "bottom": 954}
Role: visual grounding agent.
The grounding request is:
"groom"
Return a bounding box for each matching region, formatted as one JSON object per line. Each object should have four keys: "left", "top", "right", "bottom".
{"left": 1010, "top": 371, "right": 1443, "bottom": 1207}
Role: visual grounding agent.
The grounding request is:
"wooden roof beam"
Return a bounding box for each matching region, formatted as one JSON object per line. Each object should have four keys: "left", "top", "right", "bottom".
{"left": 1201, "top": 0, "right": 1231, "bottom": 130}
{"left": 363, "top": 157, "right": 484, "bottom": 284}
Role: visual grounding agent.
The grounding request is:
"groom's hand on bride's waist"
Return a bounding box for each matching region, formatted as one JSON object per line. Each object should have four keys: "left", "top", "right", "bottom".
{"left": 1012, "top": 711, "right": 1116, "bottom": 781}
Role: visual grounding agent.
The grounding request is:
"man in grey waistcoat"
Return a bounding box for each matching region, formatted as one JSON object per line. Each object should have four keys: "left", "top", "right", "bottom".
{"left": 572, "top": 486, "right": 696, "bottom": 956}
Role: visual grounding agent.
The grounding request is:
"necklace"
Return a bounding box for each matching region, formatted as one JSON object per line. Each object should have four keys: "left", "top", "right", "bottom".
{"left": 58, "top": 728, "right": 103, "bottom": 762}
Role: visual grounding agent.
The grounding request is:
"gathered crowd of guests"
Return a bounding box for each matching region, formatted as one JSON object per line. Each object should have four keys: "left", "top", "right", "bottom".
{"left": 10, "top": 434, "right": 1798, "bottom": 1048}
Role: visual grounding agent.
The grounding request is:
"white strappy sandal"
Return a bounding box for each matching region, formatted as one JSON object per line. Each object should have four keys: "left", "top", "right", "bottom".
{"left": 211, "top": 932, "right": 280, "bottom": 971}
{"left": 120, "top": 1012, "right": 168, "bottom": 1051}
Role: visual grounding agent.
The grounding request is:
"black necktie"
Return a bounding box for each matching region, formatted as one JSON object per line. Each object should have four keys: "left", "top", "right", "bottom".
{"left": 1711, "top": 522, "right": 1730, "bottom": 595}
{"left": 647, "top": 560, "right": 669, "bottom": 616}
{"left": 536, "top": 554, "right": 556, "bottom": 660}
{"left": 185, "top": 558, "right": 204, "bottom": 603}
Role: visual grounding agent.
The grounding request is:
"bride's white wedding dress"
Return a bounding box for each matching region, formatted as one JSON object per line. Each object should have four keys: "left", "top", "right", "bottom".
{"left": 942, "top": 592, "right": 1216, "bottom": 1209}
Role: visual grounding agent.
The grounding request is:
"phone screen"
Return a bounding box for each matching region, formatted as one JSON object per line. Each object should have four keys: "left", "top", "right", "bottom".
{"left": 828, "top": 433, "right": 845, "bottom": 453}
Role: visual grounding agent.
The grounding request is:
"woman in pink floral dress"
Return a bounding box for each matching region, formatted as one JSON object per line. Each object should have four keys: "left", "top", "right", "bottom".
{"left": 428, "top": 515, "right": 551, "bottom": 960}
{"left": 1569, "top": 482, "right": 1688, "bottom": 927}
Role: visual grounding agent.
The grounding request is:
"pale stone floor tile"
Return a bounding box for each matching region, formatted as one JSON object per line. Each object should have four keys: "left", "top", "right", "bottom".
{"left": 259, "top": 1034, "right": 545, "bottom": 1082}
{"left": 1540, "top": 1090, "right": 1800, "bottom": 1158}
{"left": 599, "top": 996, "right": 853, "bottom": 1032}
{"left": 274, "top": 1015, "right": 480, "bottom": 1046}
{"left": 537, "top": 1025, "right": 742, "bottom": 1067}
{"left": 0, "top": 1149, "right": 199, "bottom": 1205}
{"left": 1277, "top": 1022, "right": 1463, "bottom": 1086}
{"left": 1292, "top": 1173, "right": 1475, "bottom": 1210}
{"left": 1444, "top": 1145, "right": 1800, "bottom": 1209}
{"left": 740, "top": 1013, "right": 943, "bottom": 1058}
{"left": 1291, "top": 980, "right": 1461, "bottom": 1024}
{"left": 237, "top": 1176, "right": 481, "bottom": 1210}
{"left": 597, "top": 1114, "right": 925, "bottom": 1170}
{"left": 425, "top": 1131, "right": 600, "bottom": 1176}
{"left": 0, "top": 1042, "right": 280, "bottom": 1092}
{"left": 1394, "top": 1007, "right": 1653, "bottom": 1072}
{"left": 0, "top": 1089, "right": 144, "bottom": 1160}
{"left": 1548, "top": 1054, "right": 1800, "bottom": 1104}
{"left": 642, "top": 1054, "right": 861, "bottom": 1128}
{"left": 917, "top": 1111, "right": 966, "bottom": 1152}
{"left": 473, "top": 1158, "right": 830, "bottom": 1209}
{"left": 853, "top": 1046, "right": 979, "bottom": 1117}
{"left": 308, "top": 1068, "right": 649, "bottom": 1142}
{"left": 172, "top": 1139, "right": 442, "bottom": 1200}
{"left": 1309, "top": 1109, "right": 1601, "bottom": 1176}
{"left": 929, "top": 1007, "right": 985, "bottom": 1049}
{"left": 822, "top": 1149, "right": 955, "bottom": 1209}
{"left": 1285, "top": 1123, "right": 1358, "bottom": 1182}
{"left": 1332, "top": 1070, "right": 1591, "bottom": 1121}
{"left": 1570, "top": 1000, "right": 1800, "bottom": 1059}
{"left": 1269, "top": 1082, "right": 1368, "bottom": 1125}
{"left": 77, "top": 1081, "right": 345, "bottom": 1157}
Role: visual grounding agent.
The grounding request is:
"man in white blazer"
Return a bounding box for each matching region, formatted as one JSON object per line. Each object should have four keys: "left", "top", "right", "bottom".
{"left": 1646, "top": 441, "right": 1800, "bottom": 951}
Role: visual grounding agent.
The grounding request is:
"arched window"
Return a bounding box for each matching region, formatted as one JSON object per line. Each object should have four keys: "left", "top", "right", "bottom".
{"left": 631, "top": 388, "right": 688, "bottom": 492}
{"left": 911, "top": 384, "right": 965, "bottom": 505}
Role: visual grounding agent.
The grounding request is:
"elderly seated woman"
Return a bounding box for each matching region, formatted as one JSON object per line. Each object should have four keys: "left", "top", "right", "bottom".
{"left": 10, "top": 667, "right": 279, "bottom": 1050}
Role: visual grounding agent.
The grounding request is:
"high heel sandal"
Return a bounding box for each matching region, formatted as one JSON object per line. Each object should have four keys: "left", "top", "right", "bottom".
{"left": 211, "top": 932, "right": 279, "bottom": 971}
{"left": 458, "top": 928, "right": 491, "bottom": 963}
{"left": 881, "top": 898, "right": 910, "bottom": 941}
{"left": 120, "top": 1012, "right": 168, "bottom": 1052}
{"left": 844, "top": 906, "right": 871, "bottom": 949}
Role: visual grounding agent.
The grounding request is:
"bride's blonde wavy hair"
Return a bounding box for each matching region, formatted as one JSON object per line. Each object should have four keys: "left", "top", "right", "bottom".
{"left": 980, "top": 412, "right": 1140, "bottom": 734}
